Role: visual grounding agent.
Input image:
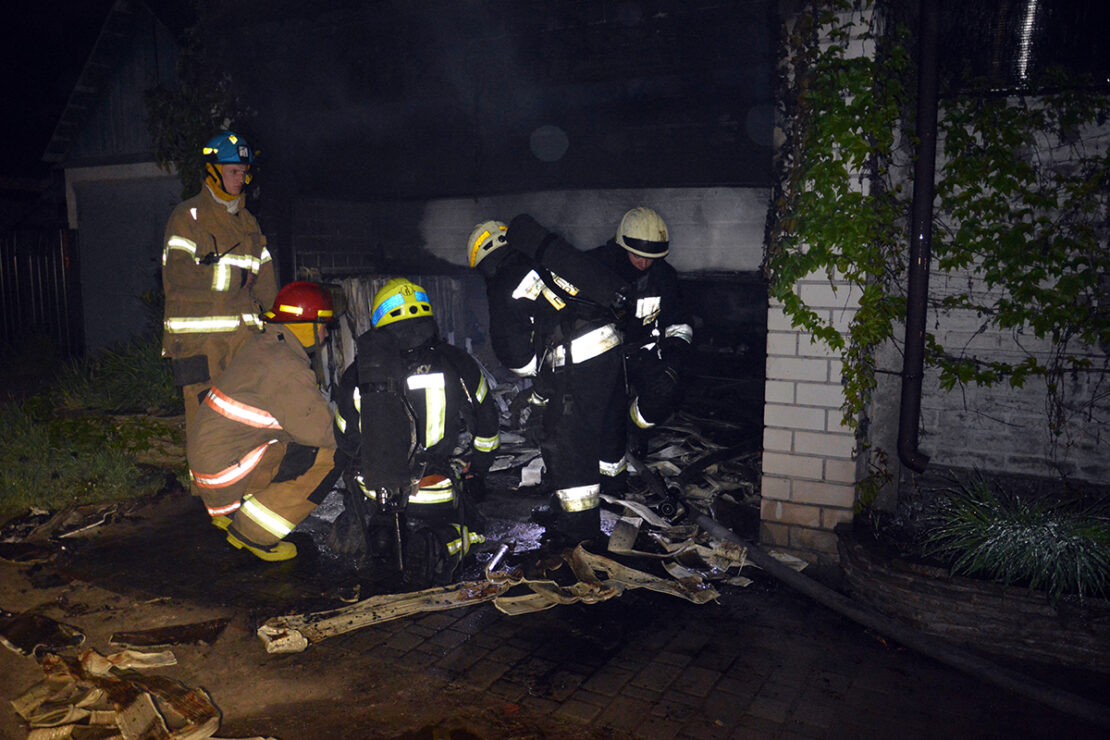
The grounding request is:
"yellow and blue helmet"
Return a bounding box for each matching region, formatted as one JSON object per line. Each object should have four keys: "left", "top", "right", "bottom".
{"left": 371, "top": 278, "right": 434, "bottom": 328}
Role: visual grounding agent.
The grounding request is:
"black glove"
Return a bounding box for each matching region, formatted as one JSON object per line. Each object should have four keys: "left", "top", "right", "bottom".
{"left": 641, "top": 358, "right": 679, "bottom": 399}
{"left": 523, "top": 393, "right": 548, "bottom": 446}
{"left": 506, "top": 214, "right": 551, "bottom": 258}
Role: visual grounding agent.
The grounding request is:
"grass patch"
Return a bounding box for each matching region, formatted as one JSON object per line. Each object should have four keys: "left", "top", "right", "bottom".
{"left": 53, "top": 334, "right": 182, "bottom": 415}
{"left": 1, "top": 335, "right": 185, "bottom": 524}
{"left": 925, "top": 473, "right": 1110, "bottom": 602}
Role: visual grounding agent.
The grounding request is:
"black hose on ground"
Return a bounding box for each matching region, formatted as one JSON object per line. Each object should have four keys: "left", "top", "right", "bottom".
{"left": 696, "top": 514, "right": 1110, "bottom": 732}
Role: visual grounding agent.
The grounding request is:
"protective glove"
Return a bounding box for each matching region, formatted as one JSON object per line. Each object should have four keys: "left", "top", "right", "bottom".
{"left": 522, "top": 391, "right": 548, "bottom": 446}
{"left": 641, "top": 358, "right": 679, "bottom": 399}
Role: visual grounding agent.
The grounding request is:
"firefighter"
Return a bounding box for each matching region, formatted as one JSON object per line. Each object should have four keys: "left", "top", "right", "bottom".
{"left": 588, "top": 207, "right": 693, "bottom": 493}
{"left": 186, "top": 281, "right": 339, "bottom": 562}
{"left": 467, "top": 215, "right": 628, "bottom": 544}
{"left": 332, "top": 278, "right": 500, "bottom": 587}
{"left": 161, "top": 131, "right": 276, "bottom": 437}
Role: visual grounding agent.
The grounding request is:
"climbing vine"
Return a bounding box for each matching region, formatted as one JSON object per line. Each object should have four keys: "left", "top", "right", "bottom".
{"left": 766, "top": 1, "right": 1110, "bottom": 462}
{"left": 765, "top": 0, "right": 910, "bottom": 427}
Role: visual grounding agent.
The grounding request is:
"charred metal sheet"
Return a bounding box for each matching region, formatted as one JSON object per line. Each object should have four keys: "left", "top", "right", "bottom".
{"left": 0, "top": 609, "right": 84, "bottom": 657}
{"left": 109, "top": 619, "right": 231, "bottom": 650}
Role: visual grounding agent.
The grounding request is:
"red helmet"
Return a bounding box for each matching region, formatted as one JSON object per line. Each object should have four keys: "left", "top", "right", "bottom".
{"left": 263, "top": 282, "right": 336, "bottom": 323}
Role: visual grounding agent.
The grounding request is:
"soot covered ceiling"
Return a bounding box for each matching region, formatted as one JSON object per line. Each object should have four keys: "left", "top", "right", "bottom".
{"left": 201, "top": 0, "right": 778, "bottom": 201}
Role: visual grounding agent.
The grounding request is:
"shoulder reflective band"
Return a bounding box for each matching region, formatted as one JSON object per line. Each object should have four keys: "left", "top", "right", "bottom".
{"left": 636, "top": 296, "right": 662, "bottom": 324}
{"left": 192, "top": 440, "right": 278, "bottom": 489}
{"left": 164, "top": 236, "right": 197, "bottom": 265}
{"left": 548, "top": 323, "right": 622, "bottom": 368}
{"left": 409, "top": 474, "right": 455, "bottom": 505}
{"left": 541, "top": 271, "right": 575, "bottom": 310}
{"left": 549, "top": 273, "right": 580, "bottom": 296}
{"left": 205, "top": 387, "right": 283, "bottom": 429}
{"left": 664, "top": 323, "right": 694, "bottom": 343}
{"left": 473, "top": 432, "right": 500, "bottom": 453}
{"left": 407, "top": 372, "right": 446, "bottom": 446}
{"left": 164, "top": 315, "right": 243, "bottom": 334}
{"left": 511, "top": 270, "right": 545, "bottom": 301}
{"left": 599, "top": 457, "right": 627, "bottom": 477}
{"left": 555, "top": 483, "right": 600, "bottom": 513}
{"left": 240, "top": 493, "right": 295, "bottom": 540}
{"left": 629, "top": 396, "right": 654, "bottom": 429}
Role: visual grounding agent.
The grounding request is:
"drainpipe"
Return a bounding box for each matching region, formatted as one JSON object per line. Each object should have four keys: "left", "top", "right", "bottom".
{"left": 897, "top": 0, "right": 940, "bottom": 473}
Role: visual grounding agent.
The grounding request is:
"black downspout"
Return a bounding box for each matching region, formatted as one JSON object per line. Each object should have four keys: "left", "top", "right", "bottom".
{"left": 898, "top": 0, "right": 940, "bottom": 474}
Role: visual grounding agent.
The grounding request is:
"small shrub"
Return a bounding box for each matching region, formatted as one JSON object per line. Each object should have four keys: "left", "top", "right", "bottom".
{"left": 925, "top": 473, "right": 1110, "bottom": 601}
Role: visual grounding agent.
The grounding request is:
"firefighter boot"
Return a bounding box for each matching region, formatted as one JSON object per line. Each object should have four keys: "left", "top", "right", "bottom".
{"left": 554, "top": 506, "right": 602, "bottom": 546}
{"left": 226, "top": 530, "right": 297, "bottom": 562}
{"left": 403, "top": 526, "right": 452, "bottom": 588}
{"left": 210, "top": 515, "right": 232, "bottom": 531}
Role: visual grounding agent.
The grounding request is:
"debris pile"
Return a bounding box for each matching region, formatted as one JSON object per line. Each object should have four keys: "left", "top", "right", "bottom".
{"left": 9, "top": 648, "right": 269, "bottom": 740}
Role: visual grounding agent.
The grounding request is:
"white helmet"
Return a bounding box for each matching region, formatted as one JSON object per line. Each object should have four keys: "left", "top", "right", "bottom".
{"left": 616, "top": 207, "right": 669, "bottom": 259}
{"left": 467, "top": 220, "right": 508, "bottom": 267}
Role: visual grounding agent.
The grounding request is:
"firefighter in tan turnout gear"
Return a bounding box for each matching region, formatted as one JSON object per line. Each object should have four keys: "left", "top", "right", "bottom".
{"left": 162, "top": 131, "right": 276, "bottom": 436}
{"left": 186, "top": 281, "right": 339, "bottom": 562}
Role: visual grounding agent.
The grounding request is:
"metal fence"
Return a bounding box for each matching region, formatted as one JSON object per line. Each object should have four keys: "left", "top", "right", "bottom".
{"left": 0, "top": 229, "right": 83, "bottom": 358}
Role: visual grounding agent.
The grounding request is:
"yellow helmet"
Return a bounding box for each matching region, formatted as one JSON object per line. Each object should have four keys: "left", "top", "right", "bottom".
{"left": 467, "top": 220, "right": 508, "bottom": 268}
{"left": 371, "top": 278, "right": 434, "bottom": 328}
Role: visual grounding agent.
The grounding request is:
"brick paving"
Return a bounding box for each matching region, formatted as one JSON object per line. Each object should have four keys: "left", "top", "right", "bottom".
{"left": 17, "top": 491, "right": 1108, "bottom": 739}
{"left": 313, "top": 574, "right": 1108, "bottom": 739}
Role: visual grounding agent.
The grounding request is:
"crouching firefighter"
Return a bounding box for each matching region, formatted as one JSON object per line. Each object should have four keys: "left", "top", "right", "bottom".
{"left": 467, "top": 215, "right": 628, "bottom": 545}
{"left": 186, "top": 281, "right": 341, "bottom": 562}
{"left": 332, "top": 278, "right": 500, "bottom": 588}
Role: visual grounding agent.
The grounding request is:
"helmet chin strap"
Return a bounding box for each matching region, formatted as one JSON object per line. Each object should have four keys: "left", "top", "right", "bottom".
{"left": 205, "top": 164, "right": 243, "bottom": 213}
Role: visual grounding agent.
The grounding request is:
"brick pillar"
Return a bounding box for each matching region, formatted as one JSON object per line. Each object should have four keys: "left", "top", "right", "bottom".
{"left": 760, "top": 275, "right": 861, "bottom": 562}
{"left": 759, "top": 5, "right": 877, "bottom": 563}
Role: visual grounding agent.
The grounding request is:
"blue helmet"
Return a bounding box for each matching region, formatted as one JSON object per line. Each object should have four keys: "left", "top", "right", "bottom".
{"left": 202, "top": 131, "right": 254, "bottom": 165}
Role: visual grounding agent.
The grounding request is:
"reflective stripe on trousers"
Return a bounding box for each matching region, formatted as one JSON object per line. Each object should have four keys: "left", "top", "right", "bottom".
{"left": 192, "top": 440, "right": 279, "bottom": 489}
{"left": 555, "top": 483, "right": 600, "bottom": 513}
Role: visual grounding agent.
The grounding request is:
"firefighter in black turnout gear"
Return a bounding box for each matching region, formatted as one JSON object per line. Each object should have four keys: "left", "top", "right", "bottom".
{"left": 467, "top": 215, "right": 628, "bottom": 544}
{"left": 332, "top": 279, "right": 500, "bottom": 587}
{"left": 589, "top": 207, "right": 693, "bottom": 494}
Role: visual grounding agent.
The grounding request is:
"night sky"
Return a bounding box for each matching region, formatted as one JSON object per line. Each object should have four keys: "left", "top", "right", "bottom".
{"left": 1, "top": 0, "right": 115, "bottom": 180}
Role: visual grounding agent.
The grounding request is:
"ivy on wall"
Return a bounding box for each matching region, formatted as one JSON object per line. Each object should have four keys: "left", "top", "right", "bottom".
{"left": 765, "top": 0, "right": 1110, "bottom": 467}
{"left": 765, "top": 0, "right": 910, "bottom": 428}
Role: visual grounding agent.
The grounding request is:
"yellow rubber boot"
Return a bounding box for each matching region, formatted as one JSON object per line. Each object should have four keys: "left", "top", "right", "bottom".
{"left": 210, "top": 515, "right": 232, "bottom": 531}
{"left": 226, "top": 531, "right": 297, "bottom": 561}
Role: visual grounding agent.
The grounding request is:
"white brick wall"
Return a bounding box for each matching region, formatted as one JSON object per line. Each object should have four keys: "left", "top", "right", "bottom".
{"left": 761, "top": 284, "right": 860, "bottom": 562}
{"left": 417, "top": 186, "right": 770, "bottom": 272}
